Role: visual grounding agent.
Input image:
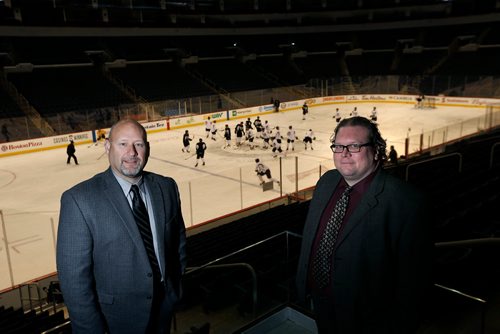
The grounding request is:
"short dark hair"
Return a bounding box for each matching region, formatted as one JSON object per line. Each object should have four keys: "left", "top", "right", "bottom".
{"left": 332, "top": 116, "right": 387, "bottom": 161}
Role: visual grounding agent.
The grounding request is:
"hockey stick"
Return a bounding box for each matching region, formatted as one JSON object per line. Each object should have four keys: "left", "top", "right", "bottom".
{"left": 97, "top": 151, "right": 107, "bottom": 160}
{"left": 184, "top": 153, "right": 196, "bottom": 160}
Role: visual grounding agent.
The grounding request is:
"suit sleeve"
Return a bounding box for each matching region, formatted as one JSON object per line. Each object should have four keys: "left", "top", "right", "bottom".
{"left": 394, "top": 190, "right": 433, "bottom": 332}
{"left": 175, "top": 181, "right": 187, "bottom": 275}
{"left": 164, "top": 178, "right": 187, "bottom": 299}
{"left": 56, "top": 190, "right": 106, "bottom": 334}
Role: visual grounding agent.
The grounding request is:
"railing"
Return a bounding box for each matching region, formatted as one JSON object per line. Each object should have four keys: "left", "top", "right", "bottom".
{"left": 1, "top": 231, "right": 498, "bottom": 333}
{"left": 434, "top": 283, "right": 487, "bottom": 334}
{"left": 490, "top": 142, "right": 500, "bottom": 169}
{"left": 405, "top": 152, "right": 463, "bottom": 182}
{"left": 433, "top": 238, "right": 500, "bottom": 334}
{"left": 404, "top": 111, "right": 500, "bottom": 156}
{"left": 176, "top": 231, "right": 303, "bottom": 333}
{"left": 188, "top": 263, "right": 258, "bottom": 317}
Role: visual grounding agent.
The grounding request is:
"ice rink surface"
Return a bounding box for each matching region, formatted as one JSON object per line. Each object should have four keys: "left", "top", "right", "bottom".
{"left": 0, "top": 102, "right": 485, "bottom": 288}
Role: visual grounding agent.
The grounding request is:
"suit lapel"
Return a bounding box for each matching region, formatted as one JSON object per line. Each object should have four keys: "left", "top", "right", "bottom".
{"left": 335, "top": 170, "right": 385, "bottom": 248}
{"left": 144, "top": 173, "right": 167, "bottom": 272}
{"left": 103, "top": 168, "right": 149, "bottom": 260}
{"left": 310, "top": 172, "right": 341, "bottom": 231}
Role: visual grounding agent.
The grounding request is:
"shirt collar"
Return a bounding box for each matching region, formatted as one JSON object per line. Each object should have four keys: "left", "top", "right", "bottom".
{"left": 341, "top": 168, "right": 378, "bottom": 195}
{"left": 111, "top": 169, "right": 144, "bottom": 194}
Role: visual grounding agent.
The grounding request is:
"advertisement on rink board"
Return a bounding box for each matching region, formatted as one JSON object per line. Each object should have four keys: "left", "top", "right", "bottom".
{"left": 142, "top": 120, "right": 167, "bottom": 132}
{"left": 0, "top": 131, "right": 93, "bottom": 157}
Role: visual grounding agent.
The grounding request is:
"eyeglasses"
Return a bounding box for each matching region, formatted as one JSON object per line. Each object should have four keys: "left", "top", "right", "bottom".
{"left": 330, "top": 143, "right": 372, "bottom": 153}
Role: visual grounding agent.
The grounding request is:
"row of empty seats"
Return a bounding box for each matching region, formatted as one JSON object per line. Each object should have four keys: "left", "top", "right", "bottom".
{"left": 0, "top": 306, "right": 68, "bottom": 334}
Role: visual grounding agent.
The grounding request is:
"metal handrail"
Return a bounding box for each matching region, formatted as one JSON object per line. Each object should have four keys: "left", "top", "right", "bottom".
{"left": 489, "top": 142, "right": 500, "bottom": 169}
{"left": 435, "top": 237, "right": 500, "bottom": 248}
{"left": 184, "top": 231, "right": 303, "bottom": 319}
{"left": 434, "top": 283, "right": 487, "bottom": 334}
{"left": 40, "top": 320, "right": 71, "bottom": 334}
{"left": 405, "top": 152, "right": 462, "bottom": 181}
{"left": 185, "top": 231, "right": 302, "bottom": 274}
{"left": 187, "top": 262, "right": 258, "bottom": 318}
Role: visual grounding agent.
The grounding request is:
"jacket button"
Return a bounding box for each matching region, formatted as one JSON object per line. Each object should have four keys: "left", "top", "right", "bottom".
{"left": 147, "top": 295, "right": 152, "bottom": 300}
{"left": 147, "top": 273, "right": 152, "bottom": 277}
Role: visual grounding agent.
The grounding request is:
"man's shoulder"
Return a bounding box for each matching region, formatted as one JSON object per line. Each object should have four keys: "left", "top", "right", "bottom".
{"left": 317, "top": 169, "right": 341, "bottom": 186}
{"left": 143, "top": 171, "right": 176, "bottom": 186}
{"left": 377, "top": 170, "right": 425, "bottom": 200}
{"left": 63, "top": 170, "right": 109, "bottom": 196}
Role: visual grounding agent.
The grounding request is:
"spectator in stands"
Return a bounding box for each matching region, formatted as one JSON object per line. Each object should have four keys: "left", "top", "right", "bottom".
{"left": 66, "top": 140, "right": 78, "bottom": 165}
{"left": 296, "top": 116, "right": 432, "bottom": 334}
{"left": 389, "top": 145, "right": 398, "bottom": 164}
{"left": 57, "top": 119, "right": 186, "bottom": 334}
{"left": 1, "top": 123, "right": 10, "bottom": 142}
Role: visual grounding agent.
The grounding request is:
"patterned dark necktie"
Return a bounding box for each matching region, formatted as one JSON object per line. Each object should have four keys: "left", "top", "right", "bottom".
{"left": 130, "top": 184, "right": 162, "bottom": 281}
{"left": 312, "top": 186, "right": 352, "bottom": 289}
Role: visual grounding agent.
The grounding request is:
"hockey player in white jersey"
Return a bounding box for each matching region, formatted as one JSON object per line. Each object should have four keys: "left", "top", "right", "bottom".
{"left": 255, "top": 158, "right": 279, "bottom": 185}
{"left": 335, "top": 108, "right": 341, "bottom": 123}
{"left": 205, "top": 117, "right": 212, "bottom": 138}
{"left": 261, "top": 126, "right": 271, "bottom": 149}
{"left": 210, "top": 120, "right": 218, "bottom": 141}
{"left": 272, "top": 135, "right": 283, "bottom": 158}
{"left": 286, "top": 125, "right": 297, "bottom": 151}
{"left": 304, "top": 129, "right": 315, "bottom": 150}
{"left": 246, "top": 127, "right": 255, "bottom": 150}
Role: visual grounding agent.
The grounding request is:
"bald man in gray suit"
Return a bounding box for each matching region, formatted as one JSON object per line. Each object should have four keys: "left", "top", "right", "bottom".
{"left": 57, "top": 119, "right": 186, "bottom": 334}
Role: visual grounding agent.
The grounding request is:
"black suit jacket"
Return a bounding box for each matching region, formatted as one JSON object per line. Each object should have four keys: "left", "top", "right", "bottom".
{"left": 296, "top": 168, "right": 432, "bottom": 333}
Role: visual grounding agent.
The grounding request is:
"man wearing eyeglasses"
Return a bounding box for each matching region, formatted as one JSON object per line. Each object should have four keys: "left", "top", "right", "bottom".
{"left": 296, "top": 116, "right": 432, "bottom": 334}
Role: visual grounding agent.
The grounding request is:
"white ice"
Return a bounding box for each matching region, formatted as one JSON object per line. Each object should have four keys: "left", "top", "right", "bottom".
{"left": 0, "top": 102, "right": 485, "bottom": 289}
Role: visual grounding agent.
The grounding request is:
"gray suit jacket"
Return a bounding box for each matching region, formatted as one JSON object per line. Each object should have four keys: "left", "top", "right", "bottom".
{"left": 57, "top": 168, "right": 186, "bottom": 334}
{"left": 296, "top": 168, "right": 432, "bottom": 333}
